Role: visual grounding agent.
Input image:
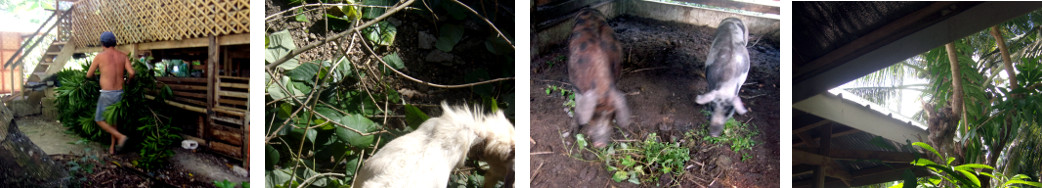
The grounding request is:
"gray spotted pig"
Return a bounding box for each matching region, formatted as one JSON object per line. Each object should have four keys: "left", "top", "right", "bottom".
{"left": 697, "top": 17, "right": 750, "bottom": 137}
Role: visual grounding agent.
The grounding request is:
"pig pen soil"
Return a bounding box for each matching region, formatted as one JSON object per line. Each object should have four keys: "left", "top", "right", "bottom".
{"left": 16, "top": 116, "right": 248, "bottom": 187}
{"left": 530, "top": 15, "right": 780, "bottom": 187}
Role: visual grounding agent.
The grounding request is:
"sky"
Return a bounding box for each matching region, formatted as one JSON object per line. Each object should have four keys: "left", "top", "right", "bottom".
{"left": 0, "top": 0, "right": 54, "bottom": 33}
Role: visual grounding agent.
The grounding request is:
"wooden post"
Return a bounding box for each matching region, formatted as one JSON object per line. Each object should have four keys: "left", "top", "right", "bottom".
{"left": 206, "top": 35, "right": 218, "bottom": 145}
{"left": 243, "top": 106, "right": 249, "bottom": 168}
{"left": 812, "top": 124, "right": 833, "bottom": 188}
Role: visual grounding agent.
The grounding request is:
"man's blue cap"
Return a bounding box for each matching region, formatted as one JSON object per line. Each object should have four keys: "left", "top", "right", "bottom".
{"left": 100, "top": 31, "right": 117, "bottom": 47}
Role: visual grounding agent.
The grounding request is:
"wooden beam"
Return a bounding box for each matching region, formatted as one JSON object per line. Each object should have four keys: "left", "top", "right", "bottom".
{"left": 794, "top": 119, "right": 829, "bottom": 134}
{"left": 795, "top": 164, "right": 929, "bottom": 188}
{"left": 218, "top": 90, "right": 248, "bottom": 98}
{"left": 794, "top": 128, "right": 861, "bottom": 147}
{"left": 812, "top": 123, "right": 832, "bottom": 188}
{"left": 171, "top": 91, "right": 206, "bottom": 99}
{"left": 205, "top": 35, "right": 218, "bottom": 150}
{"left": 214, "top": 106, "right": 246, "bottom": 117}
{"left": 795, "top": 151, "right": 854, "bottom": 185}
{"left": 75, "top": 33, "right": 250, "bottom": 53}
{"left": 163, "top": 83, "right": 207, "bottom": 91}
{"left": 211, "top": 125, "right": 243, "bottom": 146}
{"left": 157, "top": 77, "right": 207, "bottom": 84}
{"left": 219, "top": 76, "right": 249, "bottom": 82}
{"left": 145, "top": 95, "right": 205, "bottom": 113}
{"left": 795, "top": 91, "right": 927, "bottom": 143}
{"left": 795, "top": 147, "right": 917, "bottom": 164}
{"left": 211, "top": 141, "right": 243, "bottom": 159}
{"left": 793, "top": 164, "right": 816, "bottom": 177}
{"left": 217, "top": 97, "right": 247, "bottom": 106}
{"left": 219, "top": 82, "right": 249, "bottom": 89}
{"left": 171, "top": 96, "right": 207, "bottom": 107}
{"left": 794, "top": 2, "right": 1042, "bottom": 101}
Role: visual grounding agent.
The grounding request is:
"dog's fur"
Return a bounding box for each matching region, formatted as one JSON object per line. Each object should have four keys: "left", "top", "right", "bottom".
{"left": 352, "top": 102, "right": 515, "bottom": 188}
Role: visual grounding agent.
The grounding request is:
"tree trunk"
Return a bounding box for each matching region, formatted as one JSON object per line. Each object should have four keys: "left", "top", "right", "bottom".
{"left": 991, "top": 26, "right": 1019, "bottom": 93}
{"left": 0, "top": 103, "right": 69, "bottom": 186}
{"left": 986, "top": 25, "right": 1019, "bottom": 188}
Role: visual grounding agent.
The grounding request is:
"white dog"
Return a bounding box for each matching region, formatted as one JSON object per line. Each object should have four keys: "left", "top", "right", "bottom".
{"left": 352, "top": 102, "right": 515, "bottom": 188}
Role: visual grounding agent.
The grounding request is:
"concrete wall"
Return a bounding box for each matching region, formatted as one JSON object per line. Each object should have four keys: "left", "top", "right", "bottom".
{"left": 621, "top": 0, "right": 779, "bottom": 37}
{"left": 532, "top": 0, "right": 780, "bottom": 57}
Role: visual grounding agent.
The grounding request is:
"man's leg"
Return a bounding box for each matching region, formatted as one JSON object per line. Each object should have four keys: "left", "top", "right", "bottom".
{"left": 110, "top": 134, "right": 115, "bottom": 154}
{"left": 96, "top": 120, "right": 127, "bottom": 154}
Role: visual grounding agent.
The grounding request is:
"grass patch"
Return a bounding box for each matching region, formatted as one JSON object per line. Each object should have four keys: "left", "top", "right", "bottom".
{"left": 545, "top": 85, "right": 576, "bottom": 115}
{"left": 690, "top": 114, "right": 758, "bottom": 161}
{"left": 574, "top": 133, "right": 690, "bottom": 186}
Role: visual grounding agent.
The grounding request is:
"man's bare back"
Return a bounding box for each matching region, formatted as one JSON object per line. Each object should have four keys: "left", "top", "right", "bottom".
{"left": 86, "top": 48, "right": 135, "bottom": 89}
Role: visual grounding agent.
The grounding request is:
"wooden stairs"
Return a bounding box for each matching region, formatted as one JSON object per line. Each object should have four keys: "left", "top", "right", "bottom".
{"left": 25, "top": 41, "right": 75, "bottom": 89}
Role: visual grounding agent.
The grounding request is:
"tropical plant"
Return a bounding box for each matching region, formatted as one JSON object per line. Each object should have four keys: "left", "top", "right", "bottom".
{"left": 264, "top": 0, "right": 515, "bottom": 187}
{"left": 55, "top": 55, "right": 178, "bottom": 170}
{"left": 846, "top": 9, "right": 1042, "bottom": 187}
{"left": 892, "top": 142, "right": 1042, "bottom": 188}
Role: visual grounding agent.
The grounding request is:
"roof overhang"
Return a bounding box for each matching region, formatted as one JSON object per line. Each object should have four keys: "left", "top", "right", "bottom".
{"left": 794, "top": 2, "right": 1042, "bottom": 102}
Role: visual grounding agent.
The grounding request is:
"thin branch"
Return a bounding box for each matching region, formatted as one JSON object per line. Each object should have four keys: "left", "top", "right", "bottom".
{"left": 357, "top": 33, "right": 514, "bottom": 88}
{"left": 266, "top": 3, "right": 408, "bottom": 20}
{"left": 296, "top": 173, "right": 346, "bottom": 188}
{"left": 266, "top": 0, "right": 418, "bottom": 69}
{"left": 448, "top": 0, "right": 514, "bottom": 49}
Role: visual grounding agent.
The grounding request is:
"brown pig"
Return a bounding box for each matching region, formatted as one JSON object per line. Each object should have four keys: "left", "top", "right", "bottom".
{"left": 567, "top": 8, "right": 631, "bottom": 148}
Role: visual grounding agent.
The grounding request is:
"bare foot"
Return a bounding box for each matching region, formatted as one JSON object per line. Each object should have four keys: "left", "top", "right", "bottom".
{"left": 115, "top": 136, "right": 129, "bottom": 153}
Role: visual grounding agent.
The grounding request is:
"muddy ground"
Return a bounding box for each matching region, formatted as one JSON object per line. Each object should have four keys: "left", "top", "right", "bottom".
{"left": 530, "top": 15, "right": 780, "bottom": 187}
{"left": 17, "top": 116, "right": 248, "bottom": 187}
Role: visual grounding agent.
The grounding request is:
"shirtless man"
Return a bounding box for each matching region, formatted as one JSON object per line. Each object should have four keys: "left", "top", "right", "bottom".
{"left": 86, "top": 31, "right": 134, "bottom": 154}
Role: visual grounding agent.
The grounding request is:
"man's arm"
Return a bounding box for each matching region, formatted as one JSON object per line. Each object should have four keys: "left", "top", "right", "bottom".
{"left": 86, "top": 56, "right": 100, "bottom": 78}
{"left": 124, "top": 57, "right": 136, "bottom": 79}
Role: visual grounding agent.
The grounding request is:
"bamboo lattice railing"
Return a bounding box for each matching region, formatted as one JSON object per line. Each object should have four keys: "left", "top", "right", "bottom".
{"left": 60, "top": 0, "right": 250, "bottom": 48}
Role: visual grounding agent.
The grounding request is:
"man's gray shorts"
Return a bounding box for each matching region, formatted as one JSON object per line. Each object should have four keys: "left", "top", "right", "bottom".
{"left": 95, "top": 90, "right": 123, "bottom": 122}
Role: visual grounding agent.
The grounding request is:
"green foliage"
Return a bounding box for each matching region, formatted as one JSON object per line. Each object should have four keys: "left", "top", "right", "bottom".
{"left": 362, "top": 21, "right": 397, "bottom": 46}
{"left": 55, "top": 62, "right": 102, "bottom": 139}
{"left": 544, "top": 85, "right": 576, "bottom": 114}
{"left": 902, "top": 142, "right": 1042, "bottom": 188}
{"left": 697, "top": 118, "right": 758, "bottom": 161}
{"left": 66, "top": 148, "right": 100, "bottom": 186}
{"left": 265, "top": 0, "right": 515, "bottom": 187}
{"left": 214, "top": 179, "right": 236, "bottom": 188}
{"left": 403, "top": 104, "right": 429, "bottom": 130}
{"left": 136, "top": 115, "right": 180, "bottom": 170}
{"left": 56, "top": 54, "right": 178, "bottom": 170}
{"left": 435, "top": 23, "right": 465, "bottom": 52}
{"left": 546, "top": 55, "right": 566, "bottom": 69}
{"left": 587, "top": 133, "right": 690, "bottom": 186}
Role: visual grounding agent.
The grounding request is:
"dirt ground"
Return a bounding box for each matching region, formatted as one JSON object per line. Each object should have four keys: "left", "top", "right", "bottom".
{"left": 17, "top": 116, "right": 247, "bottom": 187}
{"left": 530, "top": 15, "right": 780, "bottom": 187}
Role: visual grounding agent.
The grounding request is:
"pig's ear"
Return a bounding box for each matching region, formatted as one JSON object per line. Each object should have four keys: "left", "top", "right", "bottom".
{"left": 611, "top": 89, "right": 631, "bottom": 127}
{"left": 575, "top": 91, "right": 598, "bottom": 125}
{"left": 696, "top": 91, "right": 716, "bottom": 104}
{"left": 733, "top": 98, "right": 748, "bottom": 114}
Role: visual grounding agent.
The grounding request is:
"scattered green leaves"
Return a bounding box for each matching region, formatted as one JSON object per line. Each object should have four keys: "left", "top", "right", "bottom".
{"left": 362, "top": 21, "right": 396, "bottom": 46}
{"left": 698, "top": 117, "right": 758, "bottom": 161}
{"left": 435, "top": 24, "right": 465, "bottom": 52}
{"left": 404, "top": 104, "right": 429, "bottom": 130}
